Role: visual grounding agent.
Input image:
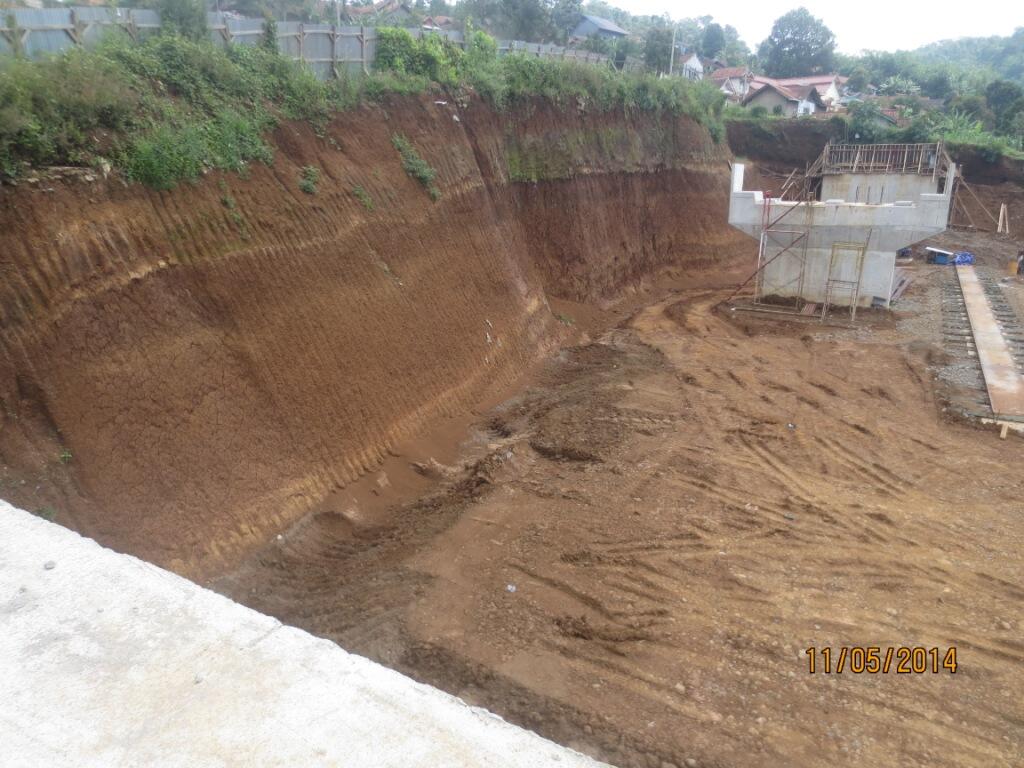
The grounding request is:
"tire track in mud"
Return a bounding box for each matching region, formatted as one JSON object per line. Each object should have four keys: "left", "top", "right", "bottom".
{"left": 219, "top": 287, "right": 1024, "bottom": 768}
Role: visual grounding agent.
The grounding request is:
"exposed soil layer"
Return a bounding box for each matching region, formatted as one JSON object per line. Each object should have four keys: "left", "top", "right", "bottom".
{"left": 219, "top": 255, "right": 1023, "bottom": 768}
{"left": 0, "top": 95, "right": 745, "bottom": 577}
{"left": 725, "top": 119, "right": 840, "bottom": 173}
{"left": 726, "top": 117, "right": 1024, "bottom": 191}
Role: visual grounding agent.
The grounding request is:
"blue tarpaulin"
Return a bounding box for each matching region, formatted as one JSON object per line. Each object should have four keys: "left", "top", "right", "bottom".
{"left": 953, "top": 251, "right": 976, "bottom": 265}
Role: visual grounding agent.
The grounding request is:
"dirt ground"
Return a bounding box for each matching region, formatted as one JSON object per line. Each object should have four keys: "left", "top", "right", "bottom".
{"left": 217, "top": 254, "right": 1024, "bottom": 768}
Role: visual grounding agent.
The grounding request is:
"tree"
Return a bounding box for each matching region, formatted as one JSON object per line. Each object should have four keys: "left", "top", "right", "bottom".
{"left": 878, "top": 75, "right": 919, "bottom": 95}
{"left": 848, "top": 101, "right": 889, "bottom": 143}
{"left": 260, "top": 13, "right": 278, "bottom": 53}
{"left": 672, "top": 16, "right": 706, "bottom": 53}
{"left": 497, "top": 0, "right": 551, "bottom": 40}
{"left": 846, "top": 66, "right": 869, "bottom": 93}
{"left": 455, "top": 0, "right": 503, "bottom": 34}
{"left": 720, "top": 25, "right": 750, "bottom": 66}
{"left": 1008, "top": 110, "right": 1024, "bottom": 149}
{"left": 985, "top": 80, "right": 1024, "bottom": 118}
{"left": 997, "top": 97, "right": 1024, "bottom": 136}
{"left": 947, "top": 93, "right": 995, "bottom": 127}
{"left": 643, "top": 24, "right": 673, "bottom": 74}
{"left": 919, "top": 69, "right": 952, "bottom": 99}
{"left": 156, "top": 0, "right": 207, "bottom": 40}
{"left": 700, "top": 22, "right": 724, "bottom": 60}
{"left": 611, "top": 36, "right": 640, "bottom": 69}
{"left": 549, "top": 0, "right": 582, "bottom": 43}
{"left": 758, "top": 7, "right": 836, "bottom": 78}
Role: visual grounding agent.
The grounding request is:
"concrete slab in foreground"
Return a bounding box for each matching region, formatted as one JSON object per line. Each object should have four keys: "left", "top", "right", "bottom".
{"left": 0, "top": 501, "right": 608, "bottom": 768}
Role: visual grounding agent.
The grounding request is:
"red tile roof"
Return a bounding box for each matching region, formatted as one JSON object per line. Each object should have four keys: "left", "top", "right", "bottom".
{"left": 774, "top": 74, "right": 847, "bottom": 86}
{"left": 709, "top": 66, "right": 749, "bottom": 82}
{"left": 742, "top": 77, "right": 826, "bottom": 107}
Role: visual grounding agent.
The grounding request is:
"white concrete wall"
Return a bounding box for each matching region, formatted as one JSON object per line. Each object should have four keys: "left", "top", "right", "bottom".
{"left": 0, "top": 502, "right": 609, "bottom": 768}
{"left": 821, "top": 173, "right": 940, "bottom": 205}
{"left": 728, "top": 163, "right": 954, "bottom": 306}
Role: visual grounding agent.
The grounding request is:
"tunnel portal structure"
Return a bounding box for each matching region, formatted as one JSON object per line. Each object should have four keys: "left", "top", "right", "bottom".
{"left": 729, "top": 143, "right": 956, "bottom": 311}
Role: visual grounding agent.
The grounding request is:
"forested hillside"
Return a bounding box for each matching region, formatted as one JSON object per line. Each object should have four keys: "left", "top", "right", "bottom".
{"left": 914, "top": 28, "right": 1024, "bottom": 85}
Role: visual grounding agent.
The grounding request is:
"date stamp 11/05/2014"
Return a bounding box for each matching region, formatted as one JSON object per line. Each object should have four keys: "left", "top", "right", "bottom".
{"left": 805, "top": 646, "right": 958, "bottom": 675}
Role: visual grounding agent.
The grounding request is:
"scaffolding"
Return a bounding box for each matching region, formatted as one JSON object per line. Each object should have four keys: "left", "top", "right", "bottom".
{"left": 816, "top": 142, "right": 952, "bottom": 181}
{"left": 820, "top": 241, "right": 868, "bottom": 322}
{"left": 726, "top": 189, "right": 815, "bottom": 315}
{"left": 751, "top": 196, "right": 813, "bottom": 312}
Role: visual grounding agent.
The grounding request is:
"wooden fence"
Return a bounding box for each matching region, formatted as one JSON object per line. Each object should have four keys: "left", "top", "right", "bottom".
{"left": 0, "top": 8, "right": 637, "bottom": 78}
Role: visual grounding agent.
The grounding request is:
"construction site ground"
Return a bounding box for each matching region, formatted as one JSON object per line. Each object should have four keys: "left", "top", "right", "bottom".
{"left": 217, "top": 238, "right": 1024, "bottom": 768}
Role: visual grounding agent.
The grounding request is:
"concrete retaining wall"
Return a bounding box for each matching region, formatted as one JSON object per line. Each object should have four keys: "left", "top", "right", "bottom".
{"left": 0, "top": 501, "right": 608, "bottom": 768}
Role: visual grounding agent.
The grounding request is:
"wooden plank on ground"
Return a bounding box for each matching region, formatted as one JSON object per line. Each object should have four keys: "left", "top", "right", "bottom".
{"left": 956, "top": 265, "right": 1024, "bottom": 417}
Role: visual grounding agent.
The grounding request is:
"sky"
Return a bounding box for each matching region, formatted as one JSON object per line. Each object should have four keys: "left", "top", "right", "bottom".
{"left": 607, "top": 0, "right": 1013, "bottom": 54}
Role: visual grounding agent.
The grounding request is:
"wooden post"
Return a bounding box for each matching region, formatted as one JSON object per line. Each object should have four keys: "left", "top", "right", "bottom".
{"left": 331, "top": 24, "right": 338, "bottom": 79}
{"left": 298, "top": 22, "right": 304, "bottom": 65}
{"left": 997, "top": 203, "right": 1010, "bottom": 235}
{"left": 67, "top": 9, "right": 81, "bottom": 46}
{"left": 125, "top": 11, "right": 139, "bottom": 43}
{"left": 360, "top": 26, "right": 367, "bottom": 75}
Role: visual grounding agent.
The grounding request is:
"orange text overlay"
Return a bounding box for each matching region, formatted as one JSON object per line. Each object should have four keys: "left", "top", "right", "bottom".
{"left": 805, "top": 646, "right": 958, "bottom": 674}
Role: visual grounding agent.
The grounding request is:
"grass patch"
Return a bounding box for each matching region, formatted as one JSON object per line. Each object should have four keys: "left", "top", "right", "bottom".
{"left": 298, "top": 164, "right": 320, "bottom": 194}
{"left": 391, "top": 133, "right": 439, "bottom": 200}
{"left": 352, "top": 184, "right": 374, "bottom": 210}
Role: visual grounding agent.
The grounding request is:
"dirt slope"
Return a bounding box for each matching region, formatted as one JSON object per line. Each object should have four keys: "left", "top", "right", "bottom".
{"left": 0, "top": 95, "right": 745, "bottom": 576}
{"left": 219, "top": 275, "right": 1024, "bottom": 768}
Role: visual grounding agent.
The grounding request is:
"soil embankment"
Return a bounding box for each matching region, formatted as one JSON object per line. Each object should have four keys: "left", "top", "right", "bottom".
{"left": 0, "top": 95, "right": 746, "bottom": 576}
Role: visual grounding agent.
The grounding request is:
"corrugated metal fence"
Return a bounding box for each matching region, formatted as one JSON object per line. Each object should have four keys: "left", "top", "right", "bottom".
{"left": 0, "top": 8, "right": 634, "bottom": 78}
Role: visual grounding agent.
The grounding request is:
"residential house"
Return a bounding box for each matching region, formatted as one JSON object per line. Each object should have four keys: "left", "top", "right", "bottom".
{"left": 742, "top": 77, "right": 827, "bottom": 116}
{"left": 771, "top": 74, "right": 848, "bottom": 110}
{"left": 421, "top": 15, "right": 454, "bottom": 31}
{"left": 701, "top": 57, "right": 726, "bottom": 74}
{"left": 570, "top": 14, "right": 628, "bottom": 41}
{"left": 676, "top": 49, "right": 703, "bottom": 81}
{"left": 345, "top": 0, "right": 413, "bottom": 25}
{"left": 709, "top": 66, "right": 752, "bottom": 101}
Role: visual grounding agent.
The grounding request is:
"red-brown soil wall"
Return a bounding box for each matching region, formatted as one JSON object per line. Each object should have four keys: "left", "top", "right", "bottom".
{"left": 0, "top": 95, "right": 743, "bottom": 576}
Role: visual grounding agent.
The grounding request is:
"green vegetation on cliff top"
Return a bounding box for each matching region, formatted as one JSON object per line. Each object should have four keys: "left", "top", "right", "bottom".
{"left": 0, "top": 23, "right": 724, "bottom": 188}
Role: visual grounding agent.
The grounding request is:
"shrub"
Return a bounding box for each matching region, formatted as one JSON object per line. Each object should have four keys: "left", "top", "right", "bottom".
{"left": 371, "top": 28, "right": 725, "bottom": 135}
{"left": 261, "top": 14, "right": 279, "bottom": 54}
{"left": 298, "top": 165, "right": 320, "bottom": 194}
{"left": 391, "top": 133, "right": 439, "bottom": 200}
{"left": 155, "top": 0, "right": 207, "bottom": 42}
{"left": 375, "top": 28, "right": 419, "bottom": 74}
{"left": 0, "top": 46, "right": 143, "bottom": 174}
{"left": 0, "top": 34, "right": 336, "bottom": 184}
{"left": 374, "top": 27, "right": 464, "bottom": 87}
